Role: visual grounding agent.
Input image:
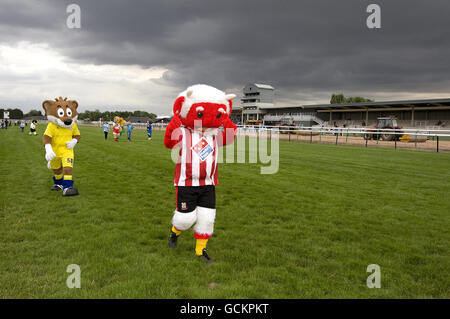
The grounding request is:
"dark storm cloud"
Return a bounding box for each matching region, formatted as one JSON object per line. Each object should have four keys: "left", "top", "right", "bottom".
{"left": 1, "top": 0, "right": 450, "bottom": 105}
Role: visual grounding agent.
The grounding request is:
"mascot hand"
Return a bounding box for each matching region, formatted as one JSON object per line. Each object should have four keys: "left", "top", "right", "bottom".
{"left": 167, "top": 115, "right": 182, "bottom": 130}
{"left": 66, "top": 138, "right": 78, "bottom": 149}
{"left": 164, "top": 115, "right": 182, "bottom": 149}
{"left": 220, "top": 114, "right": 237, "bottom": 146}
{"left": 44, "top": 144, "right": 56, "bottom": 161}
{"left": 222, "top": 113, "right": 236, "bottom": 128}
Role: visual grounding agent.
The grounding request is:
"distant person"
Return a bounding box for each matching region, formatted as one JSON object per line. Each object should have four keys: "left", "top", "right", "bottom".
{"left": 103, "top": 121, "right": 109, "bottom": 140}
{"left": 29, "top": 120, "right": 37, "bottom": 136}
{"left": 20, "top": 121, "right": 25, "bottom": 133}
{"left": 146, "top": 121, "right": 152, "bottom": 140}
{"left": 127, "top": 121, "right": 133, "bottom": 141}
{"left": 4, "top": 119, "right": 8, "bottom": 129}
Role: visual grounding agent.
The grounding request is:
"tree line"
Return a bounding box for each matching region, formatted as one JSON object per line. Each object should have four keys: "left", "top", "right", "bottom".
{"left": 0, "top": 108, "right": 157, "bottom": 121}
{"left": 330, "top": 94, "right": 374, "bottom": 104}
{"left": 77, "top": 110, "right": 157, "bottom": 121}
{"left": 0, "top": 108, "right": 26, "bottom": 119}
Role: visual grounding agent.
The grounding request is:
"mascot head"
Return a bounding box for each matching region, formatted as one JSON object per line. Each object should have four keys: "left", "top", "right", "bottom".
{"left": 42, "top": 97, "right": 78, "bottom": 128}
{"left": 114, "top": 116, "right": 126, "bottom": 126}
{"left": 173, "top": 84, "right": 236, "bottom": 129}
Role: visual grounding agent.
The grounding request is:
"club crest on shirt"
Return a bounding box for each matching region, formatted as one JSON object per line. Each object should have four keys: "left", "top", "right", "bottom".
{"left": 181, "top": 202, "right": 187, "bottom": 210}
{"left": 192, "top": 137, "right": 214, "bottom": 161}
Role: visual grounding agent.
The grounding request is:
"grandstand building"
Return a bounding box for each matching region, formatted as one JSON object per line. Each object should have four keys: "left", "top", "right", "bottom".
{"left": 232, "top": 84, "right": 450, "bottom": 128}
{"left": 235, "top": 83, "right": 275, "bottom": 122}
{"left": 303, "top": 98, "right": 450, "bottom": 128}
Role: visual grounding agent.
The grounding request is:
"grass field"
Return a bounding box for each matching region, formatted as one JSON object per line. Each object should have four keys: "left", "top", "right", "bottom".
{"left": 0, "top": 125, "right": 449, "bottom": 298}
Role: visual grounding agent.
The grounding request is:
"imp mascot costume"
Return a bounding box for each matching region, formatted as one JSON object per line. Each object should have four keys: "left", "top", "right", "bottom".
{"left": 164, "top": 84, "right": 237, "bottom": 262}
{"left": 42, "top": 97, "right": 81, "bottom": 196}
{"left": 113, "top": 116, "right": 126, "bottom": 142}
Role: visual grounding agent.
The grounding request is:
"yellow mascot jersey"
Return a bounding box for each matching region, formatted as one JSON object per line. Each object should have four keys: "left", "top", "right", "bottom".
{"left": 44, "top": 122, "right": 80, "bottom": 156}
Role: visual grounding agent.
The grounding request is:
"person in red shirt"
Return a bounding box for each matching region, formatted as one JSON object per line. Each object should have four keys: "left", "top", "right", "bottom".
{"left": 164, "top": 84, "right": 237, "bottom": 263}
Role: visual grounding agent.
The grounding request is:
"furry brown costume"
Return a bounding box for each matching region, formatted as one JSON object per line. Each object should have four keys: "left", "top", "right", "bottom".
{"left": 42, "top": 97, "right": 81, "bottom": 196}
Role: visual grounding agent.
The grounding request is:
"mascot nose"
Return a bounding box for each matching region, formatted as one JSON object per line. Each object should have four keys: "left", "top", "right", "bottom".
{"left": 64, "top": 119, "right": 72, "bottom": 125}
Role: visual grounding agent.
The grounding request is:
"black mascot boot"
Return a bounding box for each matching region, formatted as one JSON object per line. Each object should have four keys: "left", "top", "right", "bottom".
{"left": 51, "top": 176, "right": 63, "bottom": 191}
{"left": 51, "top": 184, "right": 63, "bottom": 191}
{"left": 61, "top": 179, "right": 79, "bottom": 196}
{"left": 62, "top": 187, "right": 79, "bottom": 196}
{"left": 198, "top": 248, "right": 214, "bottom": 263}
{"left": 168, "top": 232, "right": 178, "bottom": 248}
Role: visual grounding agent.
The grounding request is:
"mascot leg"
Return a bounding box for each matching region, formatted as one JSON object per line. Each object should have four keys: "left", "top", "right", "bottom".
{"left": 61, "top": 166, "right": 79, "bottom": 196}
{"left": 169, "top": 209, "right": 197, "bottom": 248}
{"left": 51, "top": 166, "right": 64, "bottom": 191}
{"left": 193, "top": 207, "right": 216, "bottom": 263}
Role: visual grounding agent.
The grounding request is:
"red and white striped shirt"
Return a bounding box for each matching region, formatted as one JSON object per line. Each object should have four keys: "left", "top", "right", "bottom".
{"left": 173, "top": 127, "right": 220, "bottom": 186}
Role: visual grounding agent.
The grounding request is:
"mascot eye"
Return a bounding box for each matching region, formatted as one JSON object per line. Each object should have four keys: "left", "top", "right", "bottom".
{"left": 66, "top": 108, "right": 72, "bottom": 116}
{"left": 216, "top": 113, "right": 222, "bottom": 119}
{"left": 197, "top": 112, "right": 203, "bottom": 118}
{"left": 57, "top": 108, "right": 64, "bottom": 117}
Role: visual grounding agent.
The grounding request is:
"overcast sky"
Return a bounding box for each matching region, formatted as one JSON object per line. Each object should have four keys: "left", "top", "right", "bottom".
{"left": 1, "top": 0, "right": 449, "bottom": 115}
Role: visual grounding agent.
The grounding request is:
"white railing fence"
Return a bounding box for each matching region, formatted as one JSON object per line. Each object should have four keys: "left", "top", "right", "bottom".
{"left": 236, "top": 125, "right": 450, "bottom": 137}
{"left": 235, "top": 125, "right": 450, "bottom": 152}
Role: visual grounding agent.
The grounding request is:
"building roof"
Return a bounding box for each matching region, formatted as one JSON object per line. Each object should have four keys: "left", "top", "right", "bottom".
{"left": 303, "top": 98, "right": 450, "bottom": 111}
{"left": 254, "top": 83, "right": 274, "bottom": 90}
{"left": 260, "top": 104, "right": 303, "bottom": 110}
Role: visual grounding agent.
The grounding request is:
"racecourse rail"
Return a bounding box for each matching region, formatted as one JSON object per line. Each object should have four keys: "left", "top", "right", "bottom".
{"left": 151, "top": 123, "right": 450, "bottom": 153}
{"left": 234, "top": 125, "right": 450, "bottom": 153}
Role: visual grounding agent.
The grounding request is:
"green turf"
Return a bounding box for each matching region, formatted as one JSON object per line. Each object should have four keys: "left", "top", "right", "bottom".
{"left": 0, "top": 125, "right": 449, "bottom": 298}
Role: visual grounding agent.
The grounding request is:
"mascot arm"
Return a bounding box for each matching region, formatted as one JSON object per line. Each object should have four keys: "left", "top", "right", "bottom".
{"left": 66, "top": 135, "right": 81, "bottom": 149}
{"left": 43, "top": 135, "right": 56, "bottom": 161}
{"left": 219, "top": 115, "right": 237, "bottom": 147}
{"left": 164, "top": 116, "right": 182, "bottom": 149}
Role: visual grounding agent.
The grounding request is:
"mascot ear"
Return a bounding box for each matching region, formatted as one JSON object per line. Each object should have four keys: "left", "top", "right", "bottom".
{"left": 42, "top": 100, "right": 53, "bottom": 114}
{"left": 173, "top": 96, "right": 185, "bottom": 117}
{"left": 70, "top": 100, "right": 78, "bottom": 109}
{"left": 225, "top": 93, "right": 235, "bottom": 115}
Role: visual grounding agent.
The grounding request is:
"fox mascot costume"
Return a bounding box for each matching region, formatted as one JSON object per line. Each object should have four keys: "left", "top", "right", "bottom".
{"left": 164, "top": 84, "right": 237, "bottom": 263}
{"left": 42, "top": 97, "right": 81, "bottom": 196}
